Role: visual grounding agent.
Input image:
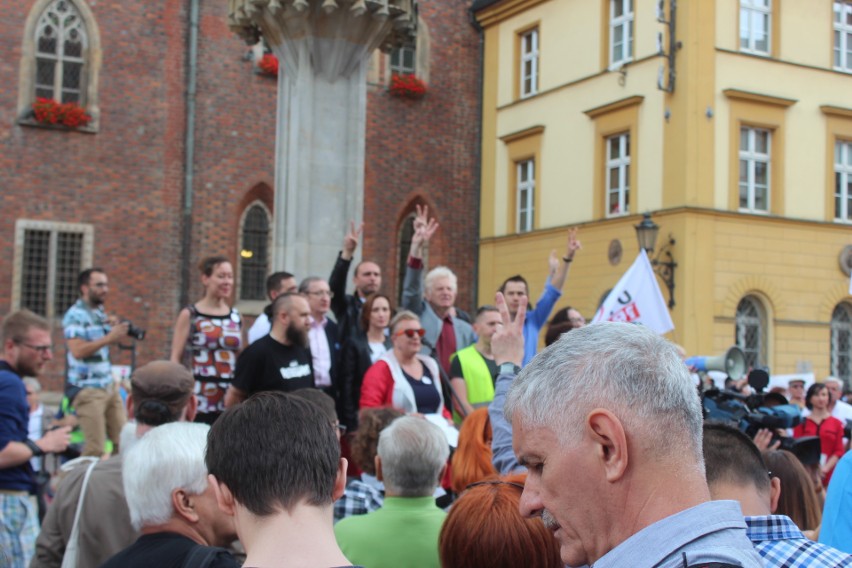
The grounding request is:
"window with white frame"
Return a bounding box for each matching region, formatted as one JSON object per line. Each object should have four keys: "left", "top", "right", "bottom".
{"left": 14, "top": 220, "right": 93, "bottom": 319}
{"left": 390, "top": 45, "right": 416, "bottom": 76}
{"left": 831, "top": 303, "right": 852, "bottom": 388}
{"left": 739, "top": 127, "right": 771, "bottom": 213}
{"left": 239, "top": 203, "right": 271, "bottom": 301}
{"left": 735, "top": 296, "right": 767, "bottom": 370}
{"left": 835, "top": 1, "right": 852, "bottom": 72}
{"left": 516, "top": 159, "right": 535, "bottom": 233}
{"left": 606, "top": 132, "right": 630, "bottom": 217}
{"left": 610, "top": 0, "right": 634, "bottom": 68}
{"left": 835, "top": 140, "right": 852, "bottom": 221}
{"left": 34, "top": 0, "right": 89, "bottom": 104}
{"left": 520, "top": 28, "right": 539, "bottom": 98}
{"left": 740, "top": 0, "right": 771, "bottom": 55}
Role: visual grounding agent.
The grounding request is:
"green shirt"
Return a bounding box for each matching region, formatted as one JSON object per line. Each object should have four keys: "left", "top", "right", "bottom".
{"left": 334, "top": 496, "right": 445, "bottom": 568}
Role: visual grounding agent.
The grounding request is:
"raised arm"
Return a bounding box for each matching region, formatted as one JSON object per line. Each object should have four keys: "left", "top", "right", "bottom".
{"left": 329, "top": 221, "right": 362, "bottom": 318}
{"left": 489, "top": 291, "right": 527, "bottom": 474}
{"left": 549, "top": 227, "right": 581, "bottom": 292}
{"left": 401, "top": 205, "right": 439, "bottom": 314}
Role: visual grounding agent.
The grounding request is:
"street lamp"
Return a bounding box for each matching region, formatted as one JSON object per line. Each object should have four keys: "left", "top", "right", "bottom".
{"left": 634, "top": 212, "right": 677, "bottom": 309}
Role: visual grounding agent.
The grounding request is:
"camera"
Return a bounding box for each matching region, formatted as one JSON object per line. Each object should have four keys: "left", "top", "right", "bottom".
{"left": 702, "top": 369, "right": 821, "bottom": 465}
{"left": 125, "top": 321, "right": 146, "bottom": 340}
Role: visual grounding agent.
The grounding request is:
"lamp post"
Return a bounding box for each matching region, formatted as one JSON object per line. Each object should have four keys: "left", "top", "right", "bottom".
{"left": 634, "top": 213, "right": 677, "bottom": 309}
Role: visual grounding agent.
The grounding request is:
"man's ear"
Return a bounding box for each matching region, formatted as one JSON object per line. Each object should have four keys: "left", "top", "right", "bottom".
{"left": 184, "top": 395, "right": 198, "bottom": 422}
{"left": 333, "top": 458, "right": 348, "bottom": 501}
{"left": 209, "top": 474, "right": 236, "bottom": 516}
{"left": 126, "top": 394, "right": 135, "bottom": 420}
{"left": 586, "top": 409, "right": 628, "bottom": 482}
{"left": 375, "top": 456, "right": 383, "bottom": 482}
{"left": 172, "top": 488, "right": 200, "bottom": 523}
{"left": 769, "top": 476, "right": 781, "bottom": 513}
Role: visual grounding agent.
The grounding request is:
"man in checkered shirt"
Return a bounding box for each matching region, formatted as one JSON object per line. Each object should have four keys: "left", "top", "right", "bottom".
{"left": 703, "top": 422, "right": 852, "bottom": 567}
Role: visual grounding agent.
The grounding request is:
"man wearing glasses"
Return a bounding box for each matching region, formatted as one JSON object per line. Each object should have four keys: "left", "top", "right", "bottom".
{"left": 298, "top": 277, "right": 341, "bottom": 400}
{"left": 0, "top": 310, "right": 70, "bottom": 567}
{"left": 62, "top": 268, "right": 128, "bottom": 458}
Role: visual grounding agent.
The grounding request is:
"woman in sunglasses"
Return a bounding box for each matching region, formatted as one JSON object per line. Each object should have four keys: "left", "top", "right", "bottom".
{"left": 359, "top": 310, "right": 452, "bottom": 421}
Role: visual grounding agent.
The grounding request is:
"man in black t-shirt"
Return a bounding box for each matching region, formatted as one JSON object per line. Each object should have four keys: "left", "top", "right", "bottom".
{"left": 225, "top": 293, "right": 314, "bottom": 407}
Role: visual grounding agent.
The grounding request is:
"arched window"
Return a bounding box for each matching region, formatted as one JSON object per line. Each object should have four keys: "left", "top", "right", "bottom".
{"left": 396, "top": 213, "right": 415, "bottom": 306}
{"left": 34, "top": 0, "right": 88, "bottom": 104}
{"left": 19, "top": 0, "right": 101, "bottom": 127}
{"left": 239, "top": 203, "right": 271, "bottom": 301}
{"left": 735, "top": 296, "right": 767, "bottom": 370}
{"left": 831, "top": 302, "right": 852, "bottom": 388}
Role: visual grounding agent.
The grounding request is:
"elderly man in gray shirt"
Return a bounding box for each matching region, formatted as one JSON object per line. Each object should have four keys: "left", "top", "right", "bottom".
{"left": 488, "top": 292, "right": 763, "bottom": 568}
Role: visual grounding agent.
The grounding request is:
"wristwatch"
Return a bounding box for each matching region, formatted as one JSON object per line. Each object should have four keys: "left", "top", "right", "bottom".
{"left": 24, "top": 439, "right": 44, "bottom": 457}
{"left": 499, "top": 362, "right": 521, "bottom": 376}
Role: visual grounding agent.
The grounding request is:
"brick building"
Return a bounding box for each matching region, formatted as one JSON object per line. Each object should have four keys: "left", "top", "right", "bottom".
{"left": 0, "top": 0, "right": 481, "bottom": 390}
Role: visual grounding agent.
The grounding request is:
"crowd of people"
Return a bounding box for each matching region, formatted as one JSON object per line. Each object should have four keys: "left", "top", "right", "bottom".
{"left": 2, "top": 205, "right": 852, "bottom": 567}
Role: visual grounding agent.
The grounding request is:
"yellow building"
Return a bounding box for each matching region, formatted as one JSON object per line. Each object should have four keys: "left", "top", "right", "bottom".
{"left": 473, "top": 0, "right": 852, "bottom": 385}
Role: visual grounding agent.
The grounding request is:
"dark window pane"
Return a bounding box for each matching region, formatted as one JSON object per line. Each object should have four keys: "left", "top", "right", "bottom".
{"left": 36, "top": 58, "right": 56, "bottom": 90}
{"left": 240, "top": 205, "right": 270, "bottom": 301}
{"left": 62, "top": 61, "right": 82, "bottom": 90}
{"left": 38, "top": 31, "right": 57, "bottom": 55}
{"left": 54, "top": 232, "right": 83, "bottom": 314}
{"left": 22, "top": 230, "right": 51, "bottom": 316}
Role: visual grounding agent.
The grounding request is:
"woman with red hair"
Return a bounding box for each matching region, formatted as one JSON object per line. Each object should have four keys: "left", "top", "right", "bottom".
{"left": 439, "top": 473, "right": 562, "bottom": 568}
{"left": 449, "top": 408, "right": 496, "bottom": 494}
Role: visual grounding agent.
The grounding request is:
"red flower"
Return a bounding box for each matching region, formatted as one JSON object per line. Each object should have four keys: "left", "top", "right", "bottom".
{"left": 389, "top": 74, "right": 427, "bottom": 99}
{"left": 258, "top": 53, "right": 279, "bottom": 76}
{"left": 31, "top": 98, "right": 91, "bottom": 128}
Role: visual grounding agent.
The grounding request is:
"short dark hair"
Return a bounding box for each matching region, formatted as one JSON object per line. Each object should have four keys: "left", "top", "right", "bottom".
{"left": 297, "top": 276, "right": 323, "bottom": 294}
{"left": 474, "top": 305, "right": 499, "bottom": 321}
{"left": 805, "top": 383, "right": 827, "bottom": 411}
{"left": 77, "top": 267, "right": 105, "bottom": 290}
{"left": 198, "top": 256, "right": 230, "bottom": 277}
{"left": 359, "top": 293, "right": 393, "bottom": 332}
{"left": 270, "top": 292, "right": 301, "bottom": 318}
{"left": 544, "top": 321, "right": 574, "bottom": 347}
{"left": 290, "top": 388, "right": 338, "bottom": 425}
{"left": 702, "top": 422, "right": 770, "bottom": 494}
{"left": 267, "top": 271, "right": 295, "bottom": 296}
{"left": 1, "top": 310, "right": 50, "bottom": 344}
{"left": 498, "top": 275, "right": 528, "bottom": 295}
{"left": 354, "top": 260, "right": 381, "bottom": 278}
{"left": 206, "top": 392, "right": 340, "bottom": 516}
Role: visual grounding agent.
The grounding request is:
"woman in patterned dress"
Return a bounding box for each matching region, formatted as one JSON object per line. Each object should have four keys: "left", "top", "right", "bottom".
{"left": 170, "top": 256, "right": 244, "bottom": 424}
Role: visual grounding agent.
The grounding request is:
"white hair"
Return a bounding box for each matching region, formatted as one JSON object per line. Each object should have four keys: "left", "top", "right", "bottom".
{"left": 505, "top": 322, "right": 704, "bottom": 465}
{"left": 424, "top": 266, "right": 457, "bottom": 294}
{"left": 122, "top": 422, "right": 210, "bottom": 530}
{"left": 824, "top": 376, "right": 843, "bottom": 387}
{"left": 378, "top": 416, "right": 449, "bottom": 496}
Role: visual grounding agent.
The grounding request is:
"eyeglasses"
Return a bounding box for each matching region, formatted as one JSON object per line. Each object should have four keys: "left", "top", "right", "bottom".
{"left": 307, "top": 290, "right": 334, "bottom": 298}
{"left": 17, "top": 342, "right": 53, "bottom": 355}
{"left": 395, "top": 328, "right": 425, "bottom": 339}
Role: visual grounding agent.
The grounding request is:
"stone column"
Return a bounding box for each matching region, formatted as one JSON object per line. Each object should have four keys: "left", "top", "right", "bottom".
{"left": 229, "top": 0, "right": 416, "bottom": 279}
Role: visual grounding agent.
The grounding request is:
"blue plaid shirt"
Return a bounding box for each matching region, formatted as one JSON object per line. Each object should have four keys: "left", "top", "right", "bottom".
{"left": 63, "top": 300, "right": 114, "bottom": 389}
{"left": 333, "top": 479, "right": 383, "bottom": 523}
{"left": 746, "top": 514, "right": 852, "bottom": 567}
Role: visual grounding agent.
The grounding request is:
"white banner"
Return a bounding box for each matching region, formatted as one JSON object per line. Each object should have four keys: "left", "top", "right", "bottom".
{"left": 591, "top": 250, "right": 674, "bottom": 335}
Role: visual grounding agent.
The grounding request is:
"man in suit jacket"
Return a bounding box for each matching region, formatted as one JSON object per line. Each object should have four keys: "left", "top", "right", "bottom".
{"left": 300, "top": 277, "right": 341, "bottom": 401}
{"left": 401, "top": 206, "right": 475, "bottom": 376}
{"left": 328, "top": 222, "right": 382, "bottom": 347}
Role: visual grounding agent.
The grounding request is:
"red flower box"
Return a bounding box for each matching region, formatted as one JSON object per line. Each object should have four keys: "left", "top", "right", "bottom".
{"left": 389, "top": 74, "right": 426, "bottom": 99}
{"left": 258, "top": 53, "right": 279, "bottom": 77}
{"left": 32, "top": 98, "right": 91, "bottom": 128}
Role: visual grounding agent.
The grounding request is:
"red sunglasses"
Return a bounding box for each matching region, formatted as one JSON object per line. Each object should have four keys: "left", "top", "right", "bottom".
{"left": 395, "top": 328, "right": 426, "bottom": 339}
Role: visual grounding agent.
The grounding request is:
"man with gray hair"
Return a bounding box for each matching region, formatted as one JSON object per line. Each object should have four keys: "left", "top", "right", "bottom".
{"left": 822, "top": 376, "right": 852, "bottom": 425}
{"left": 493, "top": 291, "right": 763, "bottom": 567}
{"left": 402, "top": 205, "right": 474, "bottom": 375}
{"left": 298, "top": 276, "right": 341, "bottom": 398}
{"left": 334, "top": 416, "right": 449, "bottom": 568}
{"left": 33, "top": 360, "right": 198, "bottom": 568}
{"left": 100, "top": 423, "right": 237, "bottom": 567}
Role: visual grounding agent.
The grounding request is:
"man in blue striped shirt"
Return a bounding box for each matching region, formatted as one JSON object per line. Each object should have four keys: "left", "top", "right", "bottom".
{"left": 704, "top": 422, "right": 852, "bottom": 567}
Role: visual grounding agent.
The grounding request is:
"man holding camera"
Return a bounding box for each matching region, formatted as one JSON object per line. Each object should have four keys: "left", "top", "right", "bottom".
{"left": 62, "top": 268, "right": 128, "bottom": 457}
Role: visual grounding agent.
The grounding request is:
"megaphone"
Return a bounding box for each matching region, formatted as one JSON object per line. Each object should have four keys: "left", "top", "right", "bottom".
{"left": 685, "top": 346, "right": 746, "bottom": 379}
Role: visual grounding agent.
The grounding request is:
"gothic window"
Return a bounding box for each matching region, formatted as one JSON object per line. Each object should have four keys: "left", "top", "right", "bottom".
{"left": 735, "top": 296, "right": 767, "bottom": 369}
{"left": 239, "top": 203, "right": 271, "bottom": 301}
{"left": 831, "top": 303, "right": 852, "bottom": 388}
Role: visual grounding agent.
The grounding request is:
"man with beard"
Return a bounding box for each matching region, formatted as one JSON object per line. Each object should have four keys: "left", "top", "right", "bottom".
{"left": 62, "top": 268, "right": 129, "bottom": 457}
{"left": 225, "top": 293, "right": 314, "bottom": 406}
{"left": 0, "top": 310, "right": 71, "bottom": 567}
